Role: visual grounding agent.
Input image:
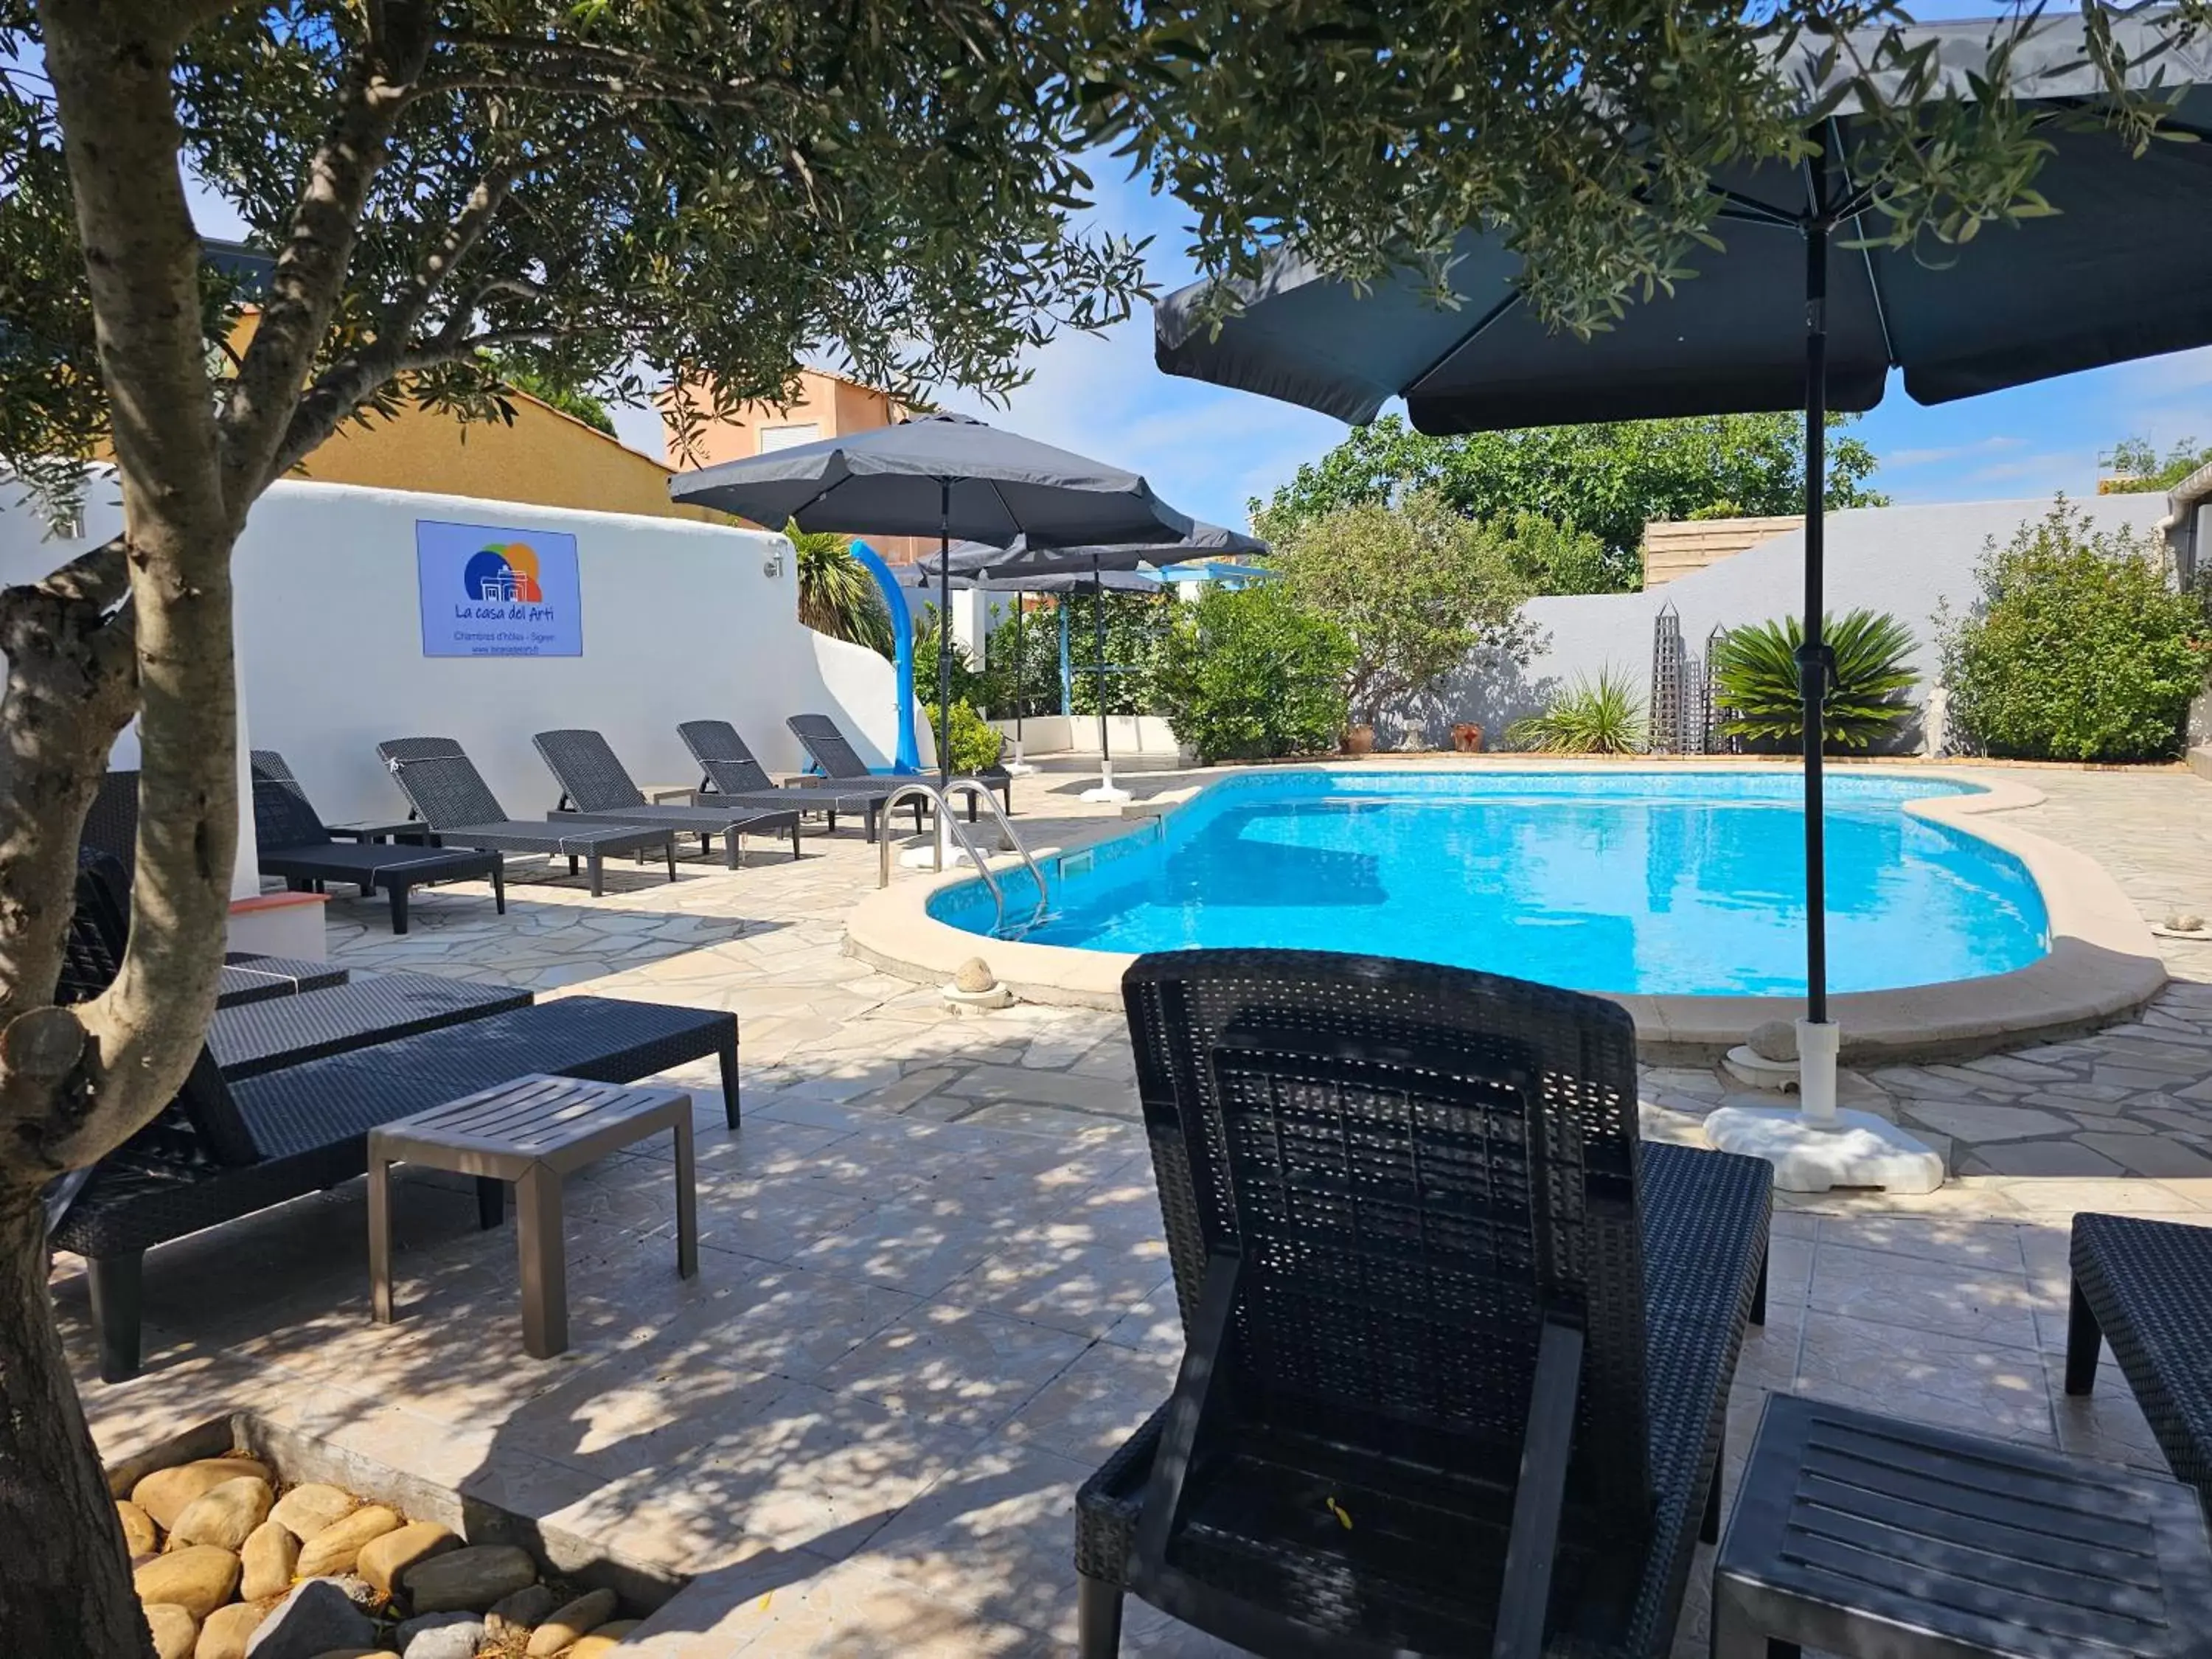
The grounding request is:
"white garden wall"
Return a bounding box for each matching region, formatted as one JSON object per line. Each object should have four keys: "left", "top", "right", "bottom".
{"left": 0, "top": 473, "right": 925, "bottom": 838}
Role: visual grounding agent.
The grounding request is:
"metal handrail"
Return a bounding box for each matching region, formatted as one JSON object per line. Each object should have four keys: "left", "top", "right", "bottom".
{"left": 875, "top": 779, "right": 1050, "bottom": 939}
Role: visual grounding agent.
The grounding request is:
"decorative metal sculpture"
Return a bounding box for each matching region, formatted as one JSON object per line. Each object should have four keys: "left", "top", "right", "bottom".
{"left": 1649, "top": 601, "right": 1687, "bottom": 754}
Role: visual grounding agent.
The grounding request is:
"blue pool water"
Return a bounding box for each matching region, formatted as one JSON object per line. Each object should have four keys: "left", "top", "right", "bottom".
{"left": 931, "top": 769, "right": 2051, "bottom": 996}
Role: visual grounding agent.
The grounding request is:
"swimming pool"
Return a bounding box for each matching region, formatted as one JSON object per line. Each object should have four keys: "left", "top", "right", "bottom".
{"left": 928, "top": 768, "right": 2051, "bottom": 997}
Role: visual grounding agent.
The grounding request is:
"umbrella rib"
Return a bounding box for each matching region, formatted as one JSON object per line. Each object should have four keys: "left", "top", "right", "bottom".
{"left": 1403, "top": 288, "right": 1526, "bottom": 400}
{"left": 1711, "top": 187, "right": 1807, "bottom": 229}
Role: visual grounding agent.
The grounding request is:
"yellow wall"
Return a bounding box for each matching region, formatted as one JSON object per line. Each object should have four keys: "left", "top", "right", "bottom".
{"left": 296, "top": 394, "right": 717, "bottom": 523}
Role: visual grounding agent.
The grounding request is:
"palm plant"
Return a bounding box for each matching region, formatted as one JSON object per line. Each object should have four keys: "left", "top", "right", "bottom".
{"left": 1504, "top": 668, "right": 1646, "bottom": 754}
{"left": 788, "top": 521, "right": 894, "bottom": 656}
{"left": 1714, "top": 608, "right": 1916, "bottom": 751}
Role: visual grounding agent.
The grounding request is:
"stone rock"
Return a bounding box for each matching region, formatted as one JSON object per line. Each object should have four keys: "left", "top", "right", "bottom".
{"left": 568, "top": 1621, "right": 641, "bottom": 1658}
{"left": 135, "top": 1545, "right": 242, "bottom": 1621}
{"left": 526, "top": 1587, "right": 618, "bottom": 1656}
{"left": 171, "top": 1477, "right": 276, "bottom": 1552}
{"left": 118, "top": 1499, "right": 160, "bottom": 1556}
{"left": 484, "top": 1584, "right": 557, "bottom": 1640}
{"left": 133, "top": 1460, "right": 272, "bottom": 1531}
{"left": 400, "top": 1544, "right": 537, "bottom": 1615}
{"left": 243, "top": 1579, "right": 378, "bottom": 1659}
{"left": 293, "top": 1506, "right": 402, "bottom": 1579}
{"left": 145, "top": 1603, "right": 200, "bottom": 1659}
{"left": 1747, "top": 1020, "right": 1798, "bottom": 1063}
{"left": 196, "top": 1600, "right": 271, "bottom": 1659}
{"left": 356, "top": 1522, "right": 456, "bottom": 1599}
{"left": 2171, "top": 911, "right": 2205, "bottom": 933}
{"left": 269, "top": 1485, "right": 358, "bottom": 1543}
{"left": 241, "top": 1520, "right": 302, "bottom": 1601}
{"left": 953, "top": 956, "right": 995, "bottom": 993}
{"left": 395, "top": 1613, "right": 484, "bottom": 1659}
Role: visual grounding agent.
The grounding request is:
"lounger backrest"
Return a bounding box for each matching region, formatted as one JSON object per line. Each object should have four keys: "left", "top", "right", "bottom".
{"left": 787, "top": 713, "right": 871, "bottom": 779}
{"left": 81, "top": 768, "right": 139, "bottom": 876}
{"left": 249, "top": 751, "right": 332, "bottom": 849}
{"left": 532, "top": 729, "right": 647, "bottom": 812}
{"left": 678, "top": 720, "right": 776, "bottom": 796}
{"left": 60, "top": 851, "right": 261, "bottom": 1167}
{"left": 376, "top": 739, "right": 507, "bottom": 829}
{"left": 1121, "top": 947, "right": 1649, "bottom": 1528}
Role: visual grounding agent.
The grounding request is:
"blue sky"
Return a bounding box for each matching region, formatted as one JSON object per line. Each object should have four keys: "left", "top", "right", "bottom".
{"left": 181, "top": 64, "right": 2210, "bottom": 534}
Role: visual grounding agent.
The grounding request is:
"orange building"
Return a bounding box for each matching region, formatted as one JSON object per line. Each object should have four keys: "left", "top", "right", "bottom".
{"left": 661, "top": 369, "right": 931, "bottom": 563}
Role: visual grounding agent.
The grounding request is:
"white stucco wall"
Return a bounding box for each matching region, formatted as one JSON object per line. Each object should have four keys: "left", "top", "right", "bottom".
{"left": 0, "top": 473, "right": 924, "bottom": 839}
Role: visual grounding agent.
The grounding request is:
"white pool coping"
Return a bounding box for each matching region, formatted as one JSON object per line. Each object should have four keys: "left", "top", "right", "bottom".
{"left": 843, "top": 760, "right": 2167, "bottom": 1064}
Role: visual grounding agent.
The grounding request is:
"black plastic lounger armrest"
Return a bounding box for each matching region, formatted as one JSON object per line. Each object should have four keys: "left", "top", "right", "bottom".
{"left": 1492, "top": 1315, "right": 1585, "bottom": 1659}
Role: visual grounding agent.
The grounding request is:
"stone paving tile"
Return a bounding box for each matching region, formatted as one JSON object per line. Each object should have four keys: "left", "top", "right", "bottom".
{"left": 63, "top": 761, "right": 2212, "bottom": 1657}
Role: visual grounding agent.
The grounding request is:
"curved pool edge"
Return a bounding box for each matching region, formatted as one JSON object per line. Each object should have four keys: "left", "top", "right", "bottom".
{"left": 842, "top": 761, "right": 2168, "bottom": 1063}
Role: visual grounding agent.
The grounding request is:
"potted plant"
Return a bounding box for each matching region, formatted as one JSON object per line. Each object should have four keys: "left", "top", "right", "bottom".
{"left": 1342, "top": 721, "right": 1377, "bottom": 755}
{"left": 1451, "top": 722, "right": 1484, "bottom": 753}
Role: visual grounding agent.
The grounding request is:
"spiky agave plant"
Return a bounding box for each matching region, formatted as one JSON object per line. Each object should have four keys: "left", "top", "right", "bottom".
{"left": 1714, "top": 609, "right": 1917, "bottom": 751}
{"left": 787, "top": 521, "right": 895, "bottom": 656}
{"left": 1504, "top": 667, "right": 1647, "bottom": 754}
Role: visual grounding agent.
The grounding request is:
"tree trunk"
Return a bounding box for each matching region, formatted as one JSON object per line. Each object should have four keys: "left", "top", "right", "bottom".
{"left": 0, "top": 1192, "right": 149, "bottom": 1657}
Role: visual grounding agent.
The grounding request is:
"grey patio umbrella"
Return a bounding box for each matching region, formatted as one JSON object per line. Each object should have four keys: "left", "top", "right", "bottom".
{"left": 923, "top": 523, "right": 1267, "bottom": 796}
{"left": 670, "top": 411, "right": 1189, "bottom": 790}
{"left": 1155, "top": 12, "right": 2212, "bottom": 1040}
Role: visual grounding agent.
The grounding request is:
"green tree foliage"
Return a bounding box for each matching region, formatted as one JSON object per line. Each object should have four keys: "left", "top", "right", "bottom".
{"left": 1938, "top": 498, "right": 2208, "bottom": 762}
{"left": 1505, "top": 669, "right": 1649, "bottom": 754}
{"left": 931, "top": 698, "right": 1005, "bottom": 774}
{"left": 493, "top": 363, "right": 617, "bottom": 434}
{"left": 1256, "top": 413, "right": 1887, "bottom": 591}
{"left": 1496, "top": 511, "right": 1618, "bottom": 597}
{"left": 1272, "top": 491, "right": 1532, "bottom": 728}
{"left": 1714, "top": 610, "right": 1919, "bottom": 751}
{"left": 1158, "top": 584, "right": 1354, "bottom": 763}
{"left": 788, "top": 524, "right": 894, "bottom": 656}
{"left": 2104, "top": 435, "right": 2212, "bottom": 494}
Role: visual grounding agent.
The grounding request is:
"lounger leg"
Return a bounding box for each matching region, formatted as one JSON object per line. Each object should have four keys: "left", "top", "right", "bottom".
{"left": 719, "top": 1033, "right": 741, "bottom": 1131}
{"left": 369, "top": 1153, "right": 396, "bottom": 1324}
{"left": 568, "top": 853, "right": 580, "bottom": 877}
{"left": 723, "top": 832, "right": 740, "bottom": 871}
{"left": 664, "top": 841, "right": 678, "bottom": 882}
{"left": 673, "top": 1114, "right": 698, "bottom": 1280}
{"left": 1702, "top": 1422, "right": 1724, "bottom": 1545}
{"left": 515, "top": 1166, "right": 568, "bottom": 1359}
{"left": 492, "top": 864, "right": 507, "bottom": 915}
{"left": 1750, "top": 1248, "right": 1768, "bottom": 1326}
{"left": 476, "top": 1176, "right": 505, "bottom": 1230}
{"left": 912, "top": 799, "right": 925, "bottom": 834}
{"left": 389, "top": 883, "right": 410, "bottom": 936}
{"left": 2065, "top": 1279, "right": 2102, "bottom": 1395}
{"left": 587, "top": 852, "right": 604, "bottom": 897}
{"left": 88, "top": 1251, "right": 145, "bottom": 1383}
{"left": 790, "top": 822, "right": 801, "bottom": 861}
{"left": 1076, "top": 1574, "right": 1123, "bottom": 1658}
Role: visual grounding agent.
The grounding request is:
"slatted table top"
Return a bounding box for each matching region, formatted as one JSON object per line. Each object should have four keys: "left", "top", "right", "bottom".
{"left": 1719, "top": 1392, "right": 2212, "bottom": 1658}
{"left": 369, "top": 1072, "right": 690, "bottom": 1177}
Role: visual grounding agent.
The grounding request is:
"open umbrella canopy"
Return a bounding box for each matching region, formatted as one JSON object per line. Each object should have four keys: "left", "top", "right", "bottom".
{"left": 1155, "top": 14, "right": 2212, "bottom": 433}
{"left": 669, "top": 410, "right": 1192, "bottom": 548}
{"left": 915, "top": 520, "right": 1267, "bottom": 582}
{"left": 901, "top": 561, "right": 1164, "bottom": 595}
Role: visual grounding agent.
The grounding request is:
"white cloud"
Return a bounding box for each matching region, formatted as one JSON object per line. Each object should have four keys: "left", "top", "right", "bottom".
{"left": 1884, "top": 434, "right": 2025, "bottom": 468}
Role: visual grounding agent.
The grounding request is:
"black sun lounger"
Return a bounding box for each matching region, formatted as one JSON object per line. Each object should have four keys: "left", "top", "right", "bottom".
{"left": 788, "top": 711, "right": 1011, "bottom": 816}
{"left": 532, "top": 728, "right": 802, "bottom": 868}
{"left": 676, "top": 718, "right": 919, "bottom": 843}
{"left": 375, "top": 737, "right": 678, "bottom": 895}
{"left": 251, "top": 749, "right": 504, "bottom": 934}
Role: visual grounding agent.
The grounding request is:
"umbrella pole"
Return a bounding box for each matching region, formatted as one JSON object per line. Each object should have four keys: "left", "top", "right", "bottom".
{"left": 935, "top": 481, "right": 953, "bottom": 867}
{"left": 1080, "top": 554, "right": 1131, "bottom": 804}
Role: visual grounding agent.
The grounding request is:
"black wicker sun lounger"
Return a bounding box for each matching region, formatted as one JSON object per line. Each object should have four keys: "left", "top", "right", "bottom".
{"left": 1074, "top": 947, "right": 1772, "bottom": 1659}
{"left": 788, "top": 711, "right": 1012, "bottom": 817}
{"left": 252, "top": 749, "right": 504, "bottom": 934}
{"left": 676, "top": 717, "right": 918, "bottom": 842}
{"left": 2066, "top": 1211, "right": 2212, "bottom": 1510}
{"left": 532, "top": 728, "right": 802, "bottom": 868}
{"left": 375, "top": 737, "right": 678, "bottom": 895}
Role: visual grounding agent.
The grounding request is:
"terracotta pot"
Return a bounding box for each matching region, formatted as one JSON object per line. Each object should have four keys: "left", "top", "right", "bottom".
{"left": 1451, "top": 723, "right": 1485, "bottom": 754}
{"left": 1341, "top": 723, "right": 1377, "bottom": 757}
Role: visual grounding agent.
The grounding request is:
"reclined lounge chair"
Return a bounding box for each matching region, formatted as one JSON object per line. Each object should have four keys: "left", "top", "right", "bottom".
{"left": 375, "top": 737, "right": 678, "bottom": 896}
{"left": 677, "top": 718, "right": 920, "bottom": 843}
{"left": 1074, "top": 947, "right": 1771, "bottom": 1659}
{"left": 532, "top": 728, "right": 802, "bottom": 868}
{"left": 252, "top": 750, "right": 505, "bottom": 933}
{"left": 789, "top": 711, "right": 1012, "bottom": 816}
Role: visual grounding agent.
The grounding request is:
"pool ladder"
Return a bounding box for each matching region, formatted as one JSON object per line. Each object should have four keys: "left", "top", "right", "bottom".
{"left": 877, "top": 780, "right": 1051, "bottom": 939}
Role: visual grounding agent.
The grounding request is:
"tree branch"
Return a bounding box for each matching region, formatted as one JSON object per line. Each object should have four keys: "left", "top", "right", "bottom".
{"left": 219, "top": 1, "right": 437, "bottom": 508}
{"left": 376, "top": 149, "right": 532, "bottom": 347}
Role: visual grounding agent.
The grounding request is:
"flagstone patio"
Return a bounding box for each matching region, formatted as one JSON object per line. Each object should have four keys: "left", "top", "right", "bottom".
{"left": 56, "top": 760, "right": 2212, "bottom": 1656}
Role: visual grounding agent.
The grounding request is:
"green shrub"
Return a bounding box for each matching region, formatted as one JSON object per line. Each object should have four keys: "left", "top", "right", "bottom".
{"left": 930, "top": 698, "right": 1004, "bottom": 774}
{"left": 1504, "top": 668, "right": 1646, "bottom": 754}
{"left": 1713, "top": 608, "right": 1917, "bottom": 751}
{"left": 1937, "top": 497, "right": 2208, "bottom": 762}
{"left": 1157, "top": 583, "right": 1353, "bottom": 763}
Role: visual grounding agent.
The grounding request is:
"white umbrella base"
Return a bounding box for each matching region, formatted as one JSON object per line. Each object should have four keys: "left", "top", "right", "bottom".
{"left": 1703, "top": 1105, "right": 1946, "bottom": 1194}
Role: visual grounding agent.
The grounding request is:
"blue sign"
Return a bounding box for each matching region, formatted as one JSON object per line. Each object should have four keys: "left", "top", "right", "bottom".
{"left": 415, "top": 520, "right": 582, "bottom": 657}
